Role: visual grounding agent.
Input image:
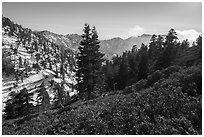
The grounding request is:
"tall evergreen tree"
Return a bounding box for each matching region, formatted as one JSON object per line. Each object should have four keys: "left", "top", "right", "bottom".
{"left": 196, "top": 35, "right": 202, "bottom": 58}
{"left": 155, "top": 35, "right": 164, "bottom": 55}
{"left": 180, "top": 39, "right": 190, "bottom": 52}
{"left": 148, "top": 34, "right": 157, "bottom": 60}
{"left": 76, "top": 24, "right": 104, "bottom": 100}
{"left": 37, "top": 82, "right": 50, "bottom": 111}
{"left": 155, "top": 28, "right": 178, "bottom": 70}
{"left": 117, "top": 57, "right": 129, "bottom": 90}
{"left": 138, "top": 45, "right": 148, "bottom": 80}
{"left": 127, "top": 45, "right": 138, "bottom": 83}
{"left": 165, "top": 28, "right": 178, "bottom": 46}
{"left": 148, "top": 34, "right": 157, "bottom": 71}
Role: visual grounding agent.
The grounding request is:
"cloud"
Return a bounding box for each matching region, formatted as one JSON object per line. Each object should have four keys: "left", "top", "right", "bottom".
{"left": 128, "top": 25, "right": 146, "bottom": 37}
{"left": 176, "top": 29, "right": 201, "bottom": 44}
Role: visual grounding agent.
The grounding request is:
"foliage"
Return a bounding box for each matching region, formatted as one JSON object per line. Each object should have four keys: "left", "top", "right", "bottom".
{"left": 2, "top": 19, "right": 202, "bottom": 135}
{"left": 145, "top": 65, "right": 181, "bottom": 88}
{"left": 176, "top": 35, "right": 202, "bottom": 67}
{"left": 3, "top": 62, "right": 202, "bottom": 134}
{"left": 123, "top": 79, "right": 147, "bottom": 95}
{"left": 170, "top": 65, "right": 202, "bottom": 96}
{"left": 155, "top": 28, "right": 178, "bottom": 70}
{"left": 2, "top": 57, "right": 15, "bottom": 76}
{"left": 4, "top": 88, "right": 34, "bottom": 119}
{"left": 76, "top": 24, "right": 104, "bottom": 100}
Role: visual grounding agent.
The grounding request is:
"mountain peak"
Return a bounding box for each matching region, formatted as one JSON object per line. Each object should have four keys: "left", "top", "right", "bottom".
{"left": 110, "top": 37, "right": 124, "bottom": 41}
{"left": 140, "top": 33, "right": 152, "bottom": 37}
{"left": 126, "top": 34, "right": 152, "bottom": 40}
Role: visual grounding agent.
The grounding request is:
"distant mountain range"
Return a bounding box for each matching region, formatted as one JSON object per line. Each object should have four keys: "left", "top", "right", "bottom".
{"left": 3, "top": 16, "right": 152, "bottom": 60}
{"left": 41, "top": 30, "right": 152, "bottom": 59}
{"left": 100, "top": 34, "right": 151, "bottom": 59}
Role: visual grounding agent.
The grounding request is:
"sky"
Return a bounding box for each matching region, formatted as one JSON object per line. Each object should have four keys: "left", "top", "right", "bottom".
{"left": 2, "top": 2, "right": 202, "bottom": 40}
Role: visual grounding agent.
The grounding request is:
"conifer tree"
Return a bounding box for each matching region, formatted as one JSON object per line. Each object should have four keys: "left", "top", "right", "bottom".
{"left": 180, "top": 39, "right": 189, "bottom": 52}
{"left": 104, "top": 60, "right": 114, "bottom": 91}
{"left": 37, "top": 82, "right": 50, "bottom": 112}
{"left": 76, "top": 24, "right": 104, "bottom": 100}
{"left": 155, "top": 28, "right": 178, "bottom": 70}
{"left": 19, "top": 56, "right": 22, "bottom": 68}
{"left": 148, "top": 34, "right": 157, "bottom": 60}
{"left": 138, "top": 45, "right": 148, "bottom": 80}
{"left": 196, "top": 35, "right": 202, "bottom": 58}
{"left": 155, "top": 35, "right": 164, "bottom": 55}
{"left": 4, "top": 88, "right": 33, "bottom": 119}
{"left": 117, "top": 57, "right": 129, "bottom": 90}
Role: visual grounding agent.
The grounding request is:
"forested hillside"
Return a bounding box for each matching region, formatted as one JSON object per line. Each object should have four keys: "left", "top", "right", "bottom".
{"left": 2, "top": 16, "right": 202, "bottom": 135}
{"left": 2, "top": 16, "right": 77, "bottom": 115}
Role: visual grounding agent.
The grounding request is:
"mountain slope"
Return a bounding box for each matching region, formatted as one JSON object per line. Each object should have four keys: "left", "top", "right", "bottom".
{"left": 2, "top": 16, "right": 152, "bottom": 109}
{"left": 100, "top": 34, "right": 151, "bottom": 59}
{"left": 2, "top": 17, "right": 77, "bottom": 110}
{"left": 40, "top": 30, "right": 152, "bottom": 59}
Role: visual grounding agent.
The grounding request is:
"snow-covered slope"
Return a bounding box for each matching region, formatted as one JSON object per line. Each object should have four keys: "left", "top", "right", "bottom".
{"left": 2, "top": 17, "right": 77, "bottom": 110}
{"left": 40, "top": 30, "right": 81, "bottom": 52}
{"left": 2, "top": 16, "right": 152, "bottom": 110}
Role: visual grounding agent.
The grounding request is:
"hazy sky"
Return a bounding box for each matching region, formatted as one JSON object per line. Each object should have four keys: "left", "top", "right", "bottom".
{"left": 2, "top": 2, "right": 202, "bottom": 40}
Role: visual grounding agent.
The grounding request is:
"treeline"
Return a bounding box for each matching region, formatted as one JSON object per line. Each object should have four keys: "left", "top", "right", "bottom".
{"left": 103, "top": 29, "right": 202, "bottom": 91}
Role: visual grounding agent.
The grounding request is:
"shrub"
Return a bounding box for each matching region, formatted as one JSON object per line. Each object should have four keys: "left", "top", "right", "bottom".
{"left": 146, "top": 65, "right": 181, "bottom": 88}
{"left": 2, "top": 65, "right": 202, "bottom": 135}
{"left": 123, "top": 79, "right": 147, "bottom": 94}
{"left": 170, "top": 65, "right": 202, "bottom": 96}
{"left": 2, "top": 57, "right": 15, "bottom": 76}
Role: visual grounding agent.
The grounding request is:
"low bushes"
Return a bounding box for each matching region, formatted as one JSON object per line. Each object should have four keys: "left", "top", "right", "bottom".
{"left": 2, "top": 65, "right": 202, "bottom": 135}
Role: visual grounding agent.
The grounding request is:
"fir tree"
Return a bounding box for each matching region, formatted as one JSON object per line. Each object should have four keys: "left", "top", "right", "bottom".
{"left": 148, "top": 34, "right": 157, "bottom": 60}
{"left": 104, "top": 60, "right": 114, "bottom": 91}
{"left": 180, "top": 39, "right": 189, "bottom": 52}
{"left": 155, "top": 28, "right": 178, "bottom": 70}
{"left": 117, "top": 57, "right": 129, "bottom": 90}
{"left": 138, "top": 45, "right": 148, "bottom": 80}
{"left": 4, "top": 88, "right": 33, "bottom": 119}
{"left": 76, "top": 24, "right": 104, "bottom": 100}
{"left": 37, "top": 82, "right": 50, "bottom": 112}
{"left": 195, "top": 35, "right": 202, "bottom": 59}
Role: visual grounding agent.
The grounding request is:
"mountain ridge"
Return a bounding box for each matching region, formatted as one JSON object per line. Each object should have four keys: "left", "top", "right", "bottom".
{"left": 2, "top": 16, "right": 152, "bottom": 60}
{"left": 38, "top": 29, "right": 152, "bottom": 59}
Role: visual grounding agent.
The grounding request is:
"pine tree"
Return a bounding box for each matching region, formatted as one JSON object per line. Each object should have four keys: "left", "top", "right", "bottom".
{"left": 117, "top": 57, "right": 129, "bottom": 90}
{"left": 196, "top": 35, "right": 202, "bottom": 58}
{"left": 4, "top": 88, "right": 33, "bottom": 119}
{"left": 148, "top": 34, "right": 157, "bottom": 60}
{"left": 76, "top": 24, "right": 104, "bottom": 100}
{"left": 37, "top": 82, "right": 50, "bottom": 112}
{"left": 180, "top": 39, "right": 189, "bottom": 52}
{"left": 104, "top": 60, "right": 114, "bottom": 91}
{"left": 148, "top": 34, "right": 158, "bottom": 71}
{"left": 155, "top": 35, "right": 164, "bottom": 54}
{"left": 148, "top": 35, "right": 164, "bottom": 72}
{"left": 4, "top": 91, "right": 18, "bottom": 119}
{"left": 138, "top": 45, "right": 148, "bottom": 80}
{"left": 155, "top": 28, "right": 178, "bottom": 70}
